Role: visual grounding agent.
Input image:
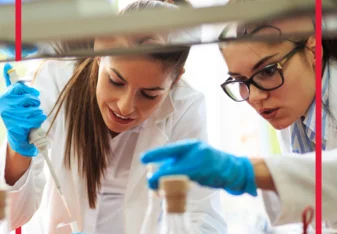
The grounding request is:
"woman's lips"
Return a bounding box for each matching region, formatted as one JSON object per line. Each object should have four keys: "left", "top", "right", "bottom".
{"left": 108, "top": 109, "right": 135, "bottom": 125}
{"left": 259, "top": 108, "right": 279, "bottom": 120}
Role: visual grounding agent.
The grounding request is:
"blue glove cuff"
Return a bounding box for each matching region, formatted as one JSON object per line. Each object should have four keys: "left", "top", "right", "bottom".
{"left": 225, "top": 156, "right": 257, "bottom": 197}
{"left": 7, "top": 134, "right": 39, "bottom": 157}
{"left": 242, "top": 156, "right": 258, "bottom": 196}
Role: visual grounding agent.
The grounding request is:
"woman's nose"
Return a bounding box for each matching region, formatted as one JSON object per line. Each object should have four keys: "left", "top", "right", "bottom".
{"left": 248, "top": 85, "right": 268, "bottom": 104}
{"left": 117, "top": 93, "right": 135, "bottom": 116}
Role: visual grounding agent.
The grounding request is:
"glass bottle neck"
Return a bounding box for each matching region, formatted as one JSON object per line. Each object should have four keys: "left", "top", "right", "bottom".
{"left": 146, "top": 189, "right": 162, "bottom": 214}
{"left": 162, "top": 212, "right": 190, "bottom": 233}
{"left": 148, "top": 189, "right": 160, "bottom": 202}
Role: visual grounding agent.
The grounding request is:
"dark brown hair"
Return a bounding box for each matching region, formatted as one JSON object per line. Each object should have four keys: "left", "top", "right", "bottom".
{"left": 48, "top": 0, "right": 190, "bottom": 208}
{"left": 322, "top": 39, "right": 337, "bottom": 72}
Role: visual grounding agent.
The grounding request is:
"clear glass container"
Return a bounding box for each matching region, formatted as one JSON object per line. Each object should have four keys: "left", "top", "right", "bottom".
{"left": 0, "top": 187, "right": 10, "bottom": 234}
{"left": 139, "top": 163, "right": 162, "bottom": 234}
{"left": 160, "top": 212, "right": 191, "bottom": 234}
{"left": 159, "top": 176, "right": 191, "bottom": 234}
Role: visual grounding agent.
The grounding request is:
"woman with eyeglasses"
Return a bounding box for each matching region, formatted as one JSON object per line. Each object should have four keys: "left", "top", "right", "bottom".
{"left": 140, "top": 17, "right": 337, "bottom": 228}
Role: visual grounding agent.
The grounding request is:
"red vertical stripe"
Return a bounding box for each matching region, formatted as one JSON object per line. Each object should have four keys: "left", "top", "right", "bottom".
{"left": 15, "top": 227, "right": 21, "bottom": 234}
{"left": 15, "top": 0, "right": 22, "bottom": 232}
{"left": 315, "top": 0, "right": 322, "bottom": 233}
{"left": 15, "top": 0, "right": 21, "bottom": 61}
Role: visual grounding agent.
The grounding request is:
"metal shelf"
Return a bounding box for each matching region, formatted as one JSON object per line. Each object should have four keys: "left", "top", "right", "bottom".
{"left": 0, "top": 0, "right": 336, "bottom": 61}
{"left": 0, "top": 0, "right": 334, "bottom": 43}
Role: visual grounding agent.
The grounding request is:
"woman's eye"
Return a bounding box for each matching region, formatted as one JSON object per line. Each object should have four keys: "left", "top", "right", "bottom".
{"left": 260, "top": 65, "right": 277, "bottom": 77}
{"left": 141, "top": 91, "right": 158, "bottom": 100}
{"left": 109, "top": 77, "right": 124, "bottom": 87}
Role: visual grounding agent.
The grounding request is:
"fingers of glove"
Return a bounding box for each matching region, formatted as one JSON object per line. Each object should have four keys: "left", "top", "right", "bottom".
{"left": 2, "top": 110, "right": 46, "bottom": 130}
{"left": 17, "top": 95, "right": 41, "bottom": 107}
{"left": 141, "top": 139, "right": 201, "bottom": 164}
{"left": 7, "top": 131, "right": 30, "bottom": 146}
{"left": 3, "top": 63, "right": 13, "bottom": 87}
{"left": 28, "top": 114, "right": 47, "bottom": 128}
{"left": 9, "top": 82, "right": 40, "bottom": 97}
{"left": 147, "top": 152, "right": 202, "bottom": 190}
{"left": 7, "top": 132, "right": 39, "bottom": 157}
{"left": 219, "top": 156, "right": 258, "bottom": 196}
{"left": 156, "top": 147, "right": 232, "bottom": 190}
{"left": 2, "top": 106, "right": 44, "bottom": 119}
{"left": 241, "top": 157, "right": 258, "bottom": 196}
{"left": 4, "top": 94, "right": 41, "bottom": 108}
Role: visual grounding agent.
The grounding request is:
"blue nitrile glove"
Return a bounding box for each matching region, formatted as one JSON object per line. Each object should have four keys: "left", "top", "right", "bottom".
{"left": 141, "top": 140, "right": 258, "bottom": 197}
{"left": 0, "top": 64, "right": 46, "bottom": 157}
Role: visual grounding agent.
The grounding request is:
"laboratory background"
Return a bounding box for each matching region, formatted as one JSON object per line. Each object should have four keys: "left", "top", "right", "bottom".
{"left": 0, "top": 0, "right": 316, "bottom": 233}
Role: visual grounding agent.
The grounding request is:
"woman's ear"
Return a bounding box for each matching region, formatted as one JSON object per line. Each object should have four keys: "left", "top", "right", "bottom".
{"left": 171, "top": 68, "right": 185, "bottom": 88}
{"left": 306, "top": 35, "right": 322, "bottom": 67}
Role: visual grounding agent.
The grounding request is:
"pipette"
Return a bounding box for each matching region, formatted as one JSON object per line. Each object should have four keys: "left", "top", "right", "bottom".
{"left": 6, "top": 67, "right": 79, "bottom": 232}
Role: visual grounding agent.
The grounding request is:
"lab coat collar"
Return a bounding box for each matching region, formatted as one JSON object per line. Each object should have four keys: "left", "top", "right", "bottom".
{"left": 153, "top": 92, "right": 176, "bottom": 124}
{"left": 123, "top": 114, "right": 170, "bottom": 233}
{"left": 302, "top": 60, "right": 330, "bottom": 143}
{"left": 290, "top": 60, "right": 332, "bottom": 153}
{"left": 70, "top": 90, "right": 176, "bottom": 233}
{"left": 122, "top": 119, "right": 148, "bottom": 134}
{"left": 122, "top": 91, "right": 176, "bottom": 233}
{"left": 125, "top": 92, "right": 175, "bottom": 192}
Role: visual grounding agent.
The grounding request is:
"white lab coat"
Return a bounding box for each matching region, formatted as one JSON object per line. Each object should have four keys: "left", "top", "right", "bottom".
{"left": 262, "top": 59, "right": 337, "bottom": 226}
{"left": 0, "top": 60, "right": 227, "bottom": 234}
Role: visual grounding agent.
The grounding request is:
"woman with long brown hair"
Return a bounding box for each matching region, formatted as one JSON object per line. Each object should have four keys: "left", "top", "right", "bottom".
{"left": 0, "top": 1, "right": 226, "bottom": 234}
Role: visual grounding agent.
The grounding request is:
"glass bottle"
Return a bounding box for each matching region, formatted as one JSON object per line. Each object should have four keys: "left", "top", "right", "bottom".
{"left": 0, "top": 186, "right": 10, "bottom": 234}
{"left": 139, "top": 164, "right": 163, "bottom": 234}
{"left": 159, "top": 175, "right": 191, "bottom": 234}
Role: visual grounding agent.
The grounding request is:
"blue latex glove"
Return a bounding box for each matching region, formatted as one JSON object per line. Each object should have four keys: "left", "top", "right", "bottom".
{"left": 0, "top": 63, "right": 46, "bottom": 157}
{"left": 141, "top": 140, "right": 258, "bottom": 197}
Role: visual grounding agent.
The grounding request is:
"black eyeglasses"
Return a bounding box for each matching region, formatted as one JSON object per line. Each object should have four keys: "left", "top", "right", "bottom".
{"left": 221, "top": 45, "right": 305, "bottom": 102}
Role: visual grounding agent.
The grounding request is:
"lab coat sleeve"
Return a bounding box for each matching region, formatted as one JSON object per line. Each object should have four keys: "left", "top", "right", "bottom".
{"left": 169, "top": 90, "right": 227, "bottom": 234}
{"left": 0, "top": 60, "right": 73, "bottom": 229}
{"left": 263, "top": 149, "right": 337, "bottom": 225}
{"left": 261, "top": 127, "right": 290, "bottom": 225}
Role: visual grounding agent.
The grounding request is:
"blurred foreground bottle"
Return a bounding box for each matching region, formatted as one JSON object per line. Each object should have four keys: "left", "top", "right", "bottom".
{"left": 139, "top": 164, "right": 163, "bottom": 234}
{"left": 0, "top": 186, "right": 10, "bottom": 234}
{"left": 159, "top": 176, "right": 191, "bottom": 234}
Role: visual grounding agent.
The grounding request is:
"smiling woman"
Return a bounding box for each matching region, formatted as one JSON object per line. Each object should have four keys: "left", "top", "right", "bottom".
{"left": 51, "top": 43, "right": 190, "bottom": 200}
{"left": 95, "top": 56, "right": 177, "bottom": 133}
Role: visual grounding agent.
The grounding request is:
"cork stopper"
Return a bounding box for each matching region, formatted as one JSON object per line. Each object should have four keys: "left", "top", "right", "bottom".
{"left": 160, "top": 176, "right": 189, "bottom": 213}
{"left": 0, "top": 189, "right": 7, "bottom": 221}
